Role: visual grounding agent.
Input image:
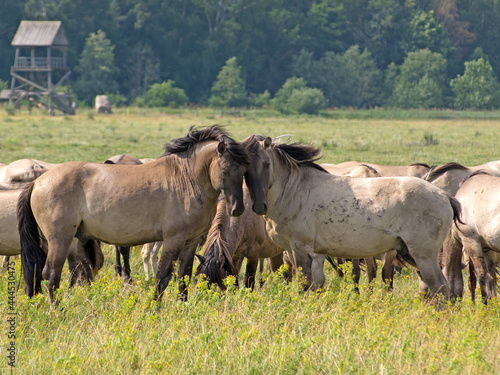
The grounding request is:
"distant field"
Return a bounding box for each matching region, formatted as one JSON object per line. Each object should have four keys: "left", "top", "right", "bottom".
{"left": 1, "top": 107, "right": 499, "bottom": 374}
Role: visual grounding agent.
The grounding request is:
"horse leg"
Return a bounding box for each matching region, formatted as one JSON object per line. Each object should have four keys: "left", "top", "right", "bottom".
{"left": 156, "top": 235, "right": 187, "bottom": 300}
{"left": 365, "top": 257, "right": 377, "bottom": 289}
{"left": 311, "top": 254, "right": 325, "bottom": 289}
{"left": 468, "top": 260, "right": 477, "bottom": 302}
{"left": 244, "top": 258, "right": 259, "bottom": 290}
{"left": 176, "top": 238, "right": 200, "bottom": 301}
{"left": 463, "top": 237, "right": 494, "bottom": 303}
{"left": 151, "top": 242, "right": 162, "bottom": 277}
{"left": 118, "top": 246, "right": 132, "bottom": 283}
{"left": 441, "top": 234, "right": 464, "bottom": 300}
{"left": 381, "top": 251, "right": 396, "bottom": 290}
{"left": 351, "top": 259, "right": 360, "bottom": 293}
{"left": 408, "top": 244, "right": 450, "bottom": 301}
{"left": 2, "top": 256, "right": 10, "bottom": 270}
{"left": 336, "top": 258, "right": 345, "bottom": 278}
{"left": 287, "top": 248, "right": 314, "bottom": 290}
{"left": 43, "top": 237, "right": 73, "bottom": 304}
{"left": 141, "top": 243, "right": 153, "bottom": 279}
{"left": 114, "top": 245, "right": 122, "bottom": 277}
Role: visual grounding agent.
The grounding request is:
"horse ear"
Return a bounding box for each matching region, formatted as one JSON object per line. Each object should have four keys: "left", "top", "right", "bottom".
{"left": 217, "top": 141, "right": 226, "bottom": 154}
{"left": 103, "top": 160, "right": 115, "bottom": 164}
{"left": 263, "top": 137, "right": 272, "bottom": 149}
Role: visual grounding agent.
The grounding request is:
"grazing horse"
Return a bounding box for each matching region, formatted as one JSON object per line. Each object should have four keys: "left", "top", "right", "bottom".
{"left": 18, "top": 126, "right": 256, "bottom": 303}
{"left": 195, "top": 186, "right": 284, "bottom": 290}
{"left": 441, "top": 172, "right": 500, "bottom": 303}
{"left": 241, "top": 135, "right": 460, "bottom": 300}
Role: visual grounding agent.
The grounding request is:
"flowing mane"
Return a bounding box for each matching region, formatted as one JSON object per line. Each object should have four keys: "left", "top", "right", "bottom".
{"left": 197, "top": 198, "right": 238, "bottom": 286}
{"left": 273, "top": 141, "right": 328, "bottom": 172}
{"left": 163, "top": 125, "right": 249, "bottom": 167}
{"left": 425, "top": 162, "right": 469, "bottom": 182}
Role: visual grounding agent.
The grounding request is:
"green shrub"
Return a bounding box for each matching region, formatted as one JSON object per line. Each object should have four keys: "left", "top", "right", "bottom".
{"left": 250, "top": 90, "right": 271, "bottom": 107}
{"left": 271, "top": 77, "right": 327, "bottom": 114}
{"left": 140, "top": 80, "right": 189, "bottom": 108}
{"left": 287, "top": 88, "right": 328, "bottom": 114}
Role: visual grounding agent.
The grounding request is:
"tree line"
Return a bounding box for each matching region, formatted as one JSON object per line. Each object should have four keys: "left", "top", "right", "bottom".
{"left": 1, "top": 0, "right": 500, "bottom": 112}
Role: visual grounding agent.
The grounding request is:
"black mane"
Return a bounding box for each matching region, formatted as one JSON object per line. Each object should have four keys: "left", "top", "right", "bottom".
{"left": 425, "top": 162, "right": 469, "bottom": 182}
{"left": 163, "top": 125, "right": 248, "bottom": 166}
{"left": 274, "top": 142, "right": 328, "bottom": 173}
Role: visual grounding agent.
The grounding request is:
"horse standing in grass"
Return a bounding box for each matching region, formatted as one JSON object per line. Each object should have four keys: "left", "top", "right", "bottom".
{"left": 441, "top": 172, "right": 500, "bottom": 303}
{"left": 18, "top": 126, "right": 261, "bottom": 303}
{"left": 240, "top": 135, "right": 460, "bottom": 300}
{"left": 195, "top": 186, "right": 284, "bottom": 290}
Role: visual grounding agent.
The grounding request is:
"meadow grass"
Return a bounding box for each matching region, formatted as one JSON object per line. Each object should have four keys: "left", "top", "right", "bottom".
{"left": 1, "top": 107, "right": 500, "bottom": 374}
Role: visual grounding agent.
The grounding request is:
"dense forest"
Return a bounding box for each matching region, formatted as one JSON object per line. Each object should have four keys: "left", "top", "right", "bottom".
{"left": 1, "top": 0, "right": 500, "bottom": 110}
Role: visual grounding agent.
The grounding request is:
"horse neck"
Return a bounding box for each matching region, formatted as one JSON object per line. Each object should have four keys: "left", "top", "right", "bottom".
{"left": 267, "top": 152, "right": 305, "bottom": 215}
{"left": 157, "top": 142, "right": 220, "bottom": 205}
{"left": 205, "top": 198, "right": 238, "bottom": 256}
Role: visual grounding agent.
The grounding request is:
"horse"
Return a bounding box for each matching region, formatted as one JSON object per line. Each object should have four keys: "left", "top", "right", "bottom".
{"left": 0, "top": 158, "right": 58, "bottom": 268}
{"left": 324, "top": 161, "right": 431, "bottom": 178}
{"left": 18, "top": 125, "right": 261, "bottom": 303}
{"left": 103, "top": 154, "right": 164, "bottom": 283}
{"left": 322, "top": 162, "right": 431, "bottom": 290}
{"left": 424, "top": 161, "right": 500, "bottom": 196}
{"left": 195, "top": 186, "right": 284, "bottom": 290}
{"left": 0, "top": 188, "right": 103, "bottom": 288}
{"left": 441, "top": 172, "right": 500, "bottom": 303}
{"left": 240, "top": 135, "right": 460, "bottom": 300}
{"left": 0, "top": 158, "right": 56, "bottom": 188}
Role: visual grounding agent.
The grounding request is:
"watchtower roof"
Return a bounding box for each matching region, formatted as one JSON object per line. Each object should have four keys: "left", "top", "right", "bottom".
{"left": 11, "top": 21, "right": 68, "bottom": 47}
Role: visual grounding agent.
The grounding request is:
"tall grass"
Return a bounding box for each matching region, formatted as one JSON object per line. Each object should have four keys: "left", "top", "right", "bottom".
{"left": 1, "top": 107, "right": 500, "bottom": 374}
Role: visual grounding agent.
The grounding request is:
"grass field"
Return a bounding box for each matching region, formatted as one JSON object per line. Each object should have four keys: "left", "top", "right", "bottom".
{"left": 1, "top": 107, "right": 500, "bottom": 374}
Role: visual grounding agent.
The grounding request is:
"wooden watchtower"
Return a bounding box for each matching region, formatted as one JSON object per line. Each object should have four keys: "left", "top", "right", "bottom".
{"left": 8, "top": 21, "right": 74, "bottom": 115}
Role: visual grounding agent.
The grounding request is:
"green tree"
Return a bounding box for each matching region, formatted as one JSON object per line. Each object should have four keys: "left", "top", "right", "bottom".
{"left": 389, "top": 48, "right": 447, "bottom": 108}
{"left": 208, "top": 57, "right": 247, "bottom": 107}
{"left": 293, "top": 45, "right": 381, "bottom": 108}
{"left": 400, "top": 10, "right": 453, "bottom": 58}
{"left": 450, "top": 57, "right": 500, "bottom": 109}
{"left": 75, "top": 30, "right": 119, "bottom": 105}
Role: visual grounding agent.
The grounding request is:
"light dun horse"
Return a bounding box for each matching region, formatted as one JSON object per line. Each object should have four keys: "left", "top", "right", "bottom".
{"left": 18, "top": 126, "right": 258, "bottom": 303}
{"left": 241, "top": 135, "right": 460, "bottom": 299}
{"left": 442, "top": 172, "right": 500, "bottom": 303}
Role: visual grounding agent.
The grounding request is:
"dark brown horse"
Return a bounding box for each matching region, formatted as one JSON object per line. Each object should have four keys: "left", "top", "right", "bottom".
{"left": 18, "top": 126, "right": 261, "bottom": 303}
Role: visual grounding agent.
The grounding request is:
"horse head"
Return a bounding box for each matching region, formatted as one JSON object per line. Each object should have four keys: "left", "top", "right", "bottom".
{"left": 241, "top": 135, "right": 273, "bottom": 215}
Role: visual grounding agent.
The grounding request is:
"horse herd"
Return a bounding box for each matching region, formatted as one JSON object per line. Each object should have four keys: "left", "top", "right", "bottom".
{"left": 2, "top": 125, "right": 499, "bottom": 306}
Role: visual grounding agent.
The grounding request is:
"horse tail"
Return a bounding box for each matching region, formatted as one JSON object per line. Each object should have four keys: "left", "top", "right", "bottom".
{"left": 85, "top": 240, "right": 103, "bottom": 277}
{"left": 17, "top": 183, "right": 46, "bottom": 297}
{"left": 448, "top": 195, "right": 464, "bottom": 227}
{"left": 395, "top": 239, "right": 418, "bottom": 269}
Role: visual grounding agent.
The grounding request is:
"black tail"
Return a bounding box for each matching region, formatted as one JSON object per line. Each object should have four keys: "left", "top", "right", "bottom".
{"left": 17, "top": 183, "right": 46, "bottom": 297}
{"left": 448, "top": 196, "right": 464, "bottom": 227}
{"left": 85, "top": 240, "right": 103, "bottom": 275}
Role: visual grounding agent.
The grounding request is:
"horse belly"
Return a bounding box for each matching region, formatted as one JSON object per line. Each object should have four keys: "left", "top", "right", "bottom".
{"left": 80, "top": 207, "right": 164, "bottom": 246}
{"left": 313, "top": 225, "right": 399, "bottom": 258}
